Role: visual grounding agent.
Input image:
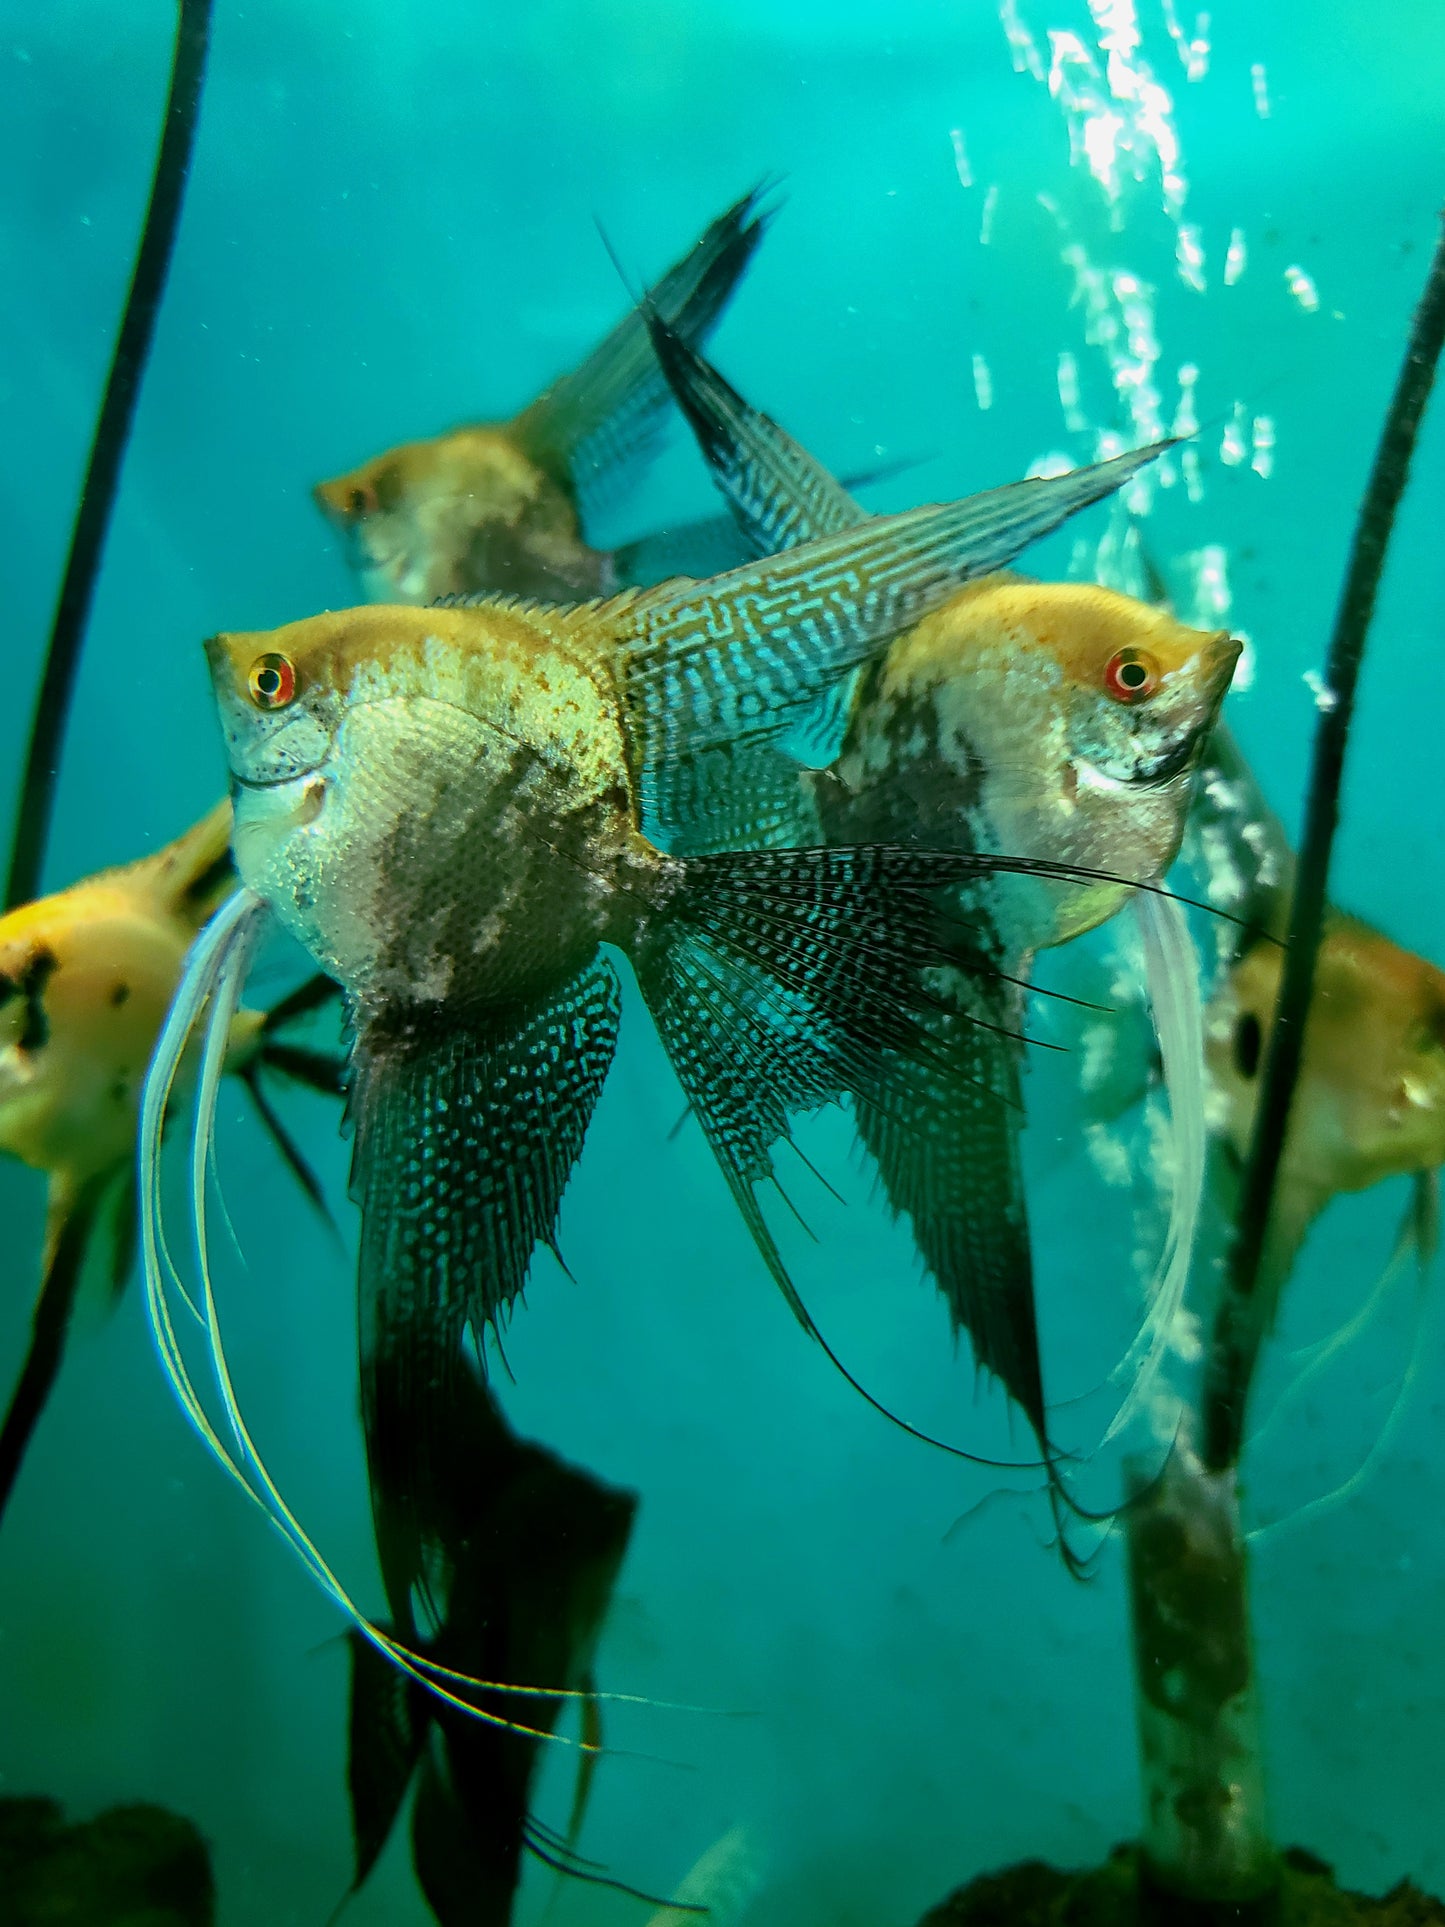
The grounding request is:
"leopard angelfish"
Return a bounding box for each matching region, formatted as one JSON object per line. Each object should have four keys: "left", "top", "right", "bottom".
{"left": 139, "top": 442, "right": 1163, "bottom": 1656}
{"left": 647, "top": 313, "right": 1239, "bottom": 1493}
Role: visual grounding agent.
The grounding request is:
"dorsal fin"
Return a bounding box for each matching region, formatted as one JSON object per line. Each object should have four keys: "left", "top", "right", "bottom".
{"left": 646, "top": 305, "right": 865, "bottom": 557}
{"left": 510, "top": 186, "right": 773, "bottom": 521}
{"left": 605, "top": 444, "right": 1171, "bottom": 815}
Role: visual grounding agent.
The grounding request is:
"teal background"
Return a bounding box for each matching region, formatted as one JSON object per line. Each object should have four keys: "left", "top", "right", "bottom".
{"left": 1, "top": 1, "right": 1443, "bottom": 1921}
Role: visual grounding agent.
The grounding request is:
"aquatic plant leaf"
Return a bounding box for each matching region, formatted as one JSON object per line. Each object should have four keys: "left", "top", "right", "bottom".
{"left": 852, "top": 982, "right": 1045, "bottom": 1440}
{"left": 349, "top": 960, "right": 623, "bottom": 1620}
{"left": 345, "top": 1631, "right": 425, "bottom": 1892}
{"left": 0, "top": 1172, "right": 113, "bottom": 1529}
{"left": 513, "top": 186, "right": 771, "bottom": 521}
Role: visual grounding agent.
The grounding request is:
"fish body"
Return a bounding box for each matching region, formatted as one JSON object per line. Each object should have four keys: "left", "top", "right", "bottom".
{"left": 314, "top": 191, "right": 771, "bottom": 605}
{"left": 0, "top": 805, "right": 235, "bottom": 1197}
{"left": 0, "top": 804, "right": 340, "bottom": 1525}
{"left": 1206, "top": 912, "right": 1445, "bottom": 1274}
{"left": 822, "top": 575, "right": 1239, "bottom": 962}
{"left": 175, "top": 450, "right": 1165, "bottom": 1587}
{"left": 213, "top": 604, "right": 647, "bottom": 1019}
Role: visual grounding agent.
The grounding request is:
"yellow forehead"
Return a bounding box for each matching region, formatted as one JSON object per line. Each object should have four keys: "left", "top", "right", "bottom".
{"left": 210, "top": 601, "right": 570, "bottom": 699}
{"left": 898, "top": 575, "right": 1221, "bottom": 688}
{"left": 316, "top": 424, "right": 538, "bottom": 514}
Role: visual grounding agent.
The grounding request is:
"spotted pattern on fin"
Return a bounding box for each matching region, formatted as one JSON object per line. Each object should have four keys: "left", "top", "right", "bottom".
{"left": 634, "top": 843, "right": 1006, "bottom": 1324}
{"left": 349, "top": 960, "right": 623, "bottom": 1617}
{"left": 610, "top": 445, "right": 1169, "bottom": 791}
{"left": 853, "top": 983, "right": 1044, "bottom": 1439}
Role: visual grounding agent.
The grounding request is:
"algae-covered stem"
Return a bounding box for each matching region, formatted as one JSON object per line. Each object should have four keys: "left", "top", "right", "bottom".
{"left": 4, "top": 0, "right": 213, "bottom": 911}
{"left": 1201, "top": 214, "right": 1445, "bottom": 1472}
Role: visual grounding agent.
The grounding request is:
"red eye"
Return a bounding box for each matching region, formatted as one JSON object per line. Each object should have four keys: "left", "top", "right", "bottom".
{"left": 247, "top": 652, "right": 297, "bottom": 710}
{"left": 1104, "top": 647, "right": 1159, "bottom": 704}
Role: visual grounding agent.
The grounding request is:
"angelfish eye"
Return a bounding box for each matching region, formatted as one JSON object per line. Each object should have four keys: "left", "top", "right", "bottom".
{"left": 348, "top": 485, "right": 375, "bottom": 516}
{"left": 1103, "top": 647, "right": 1160, "bottom": 704}
{"left": 247, "top": 652, "right": 297, "bottom": 710}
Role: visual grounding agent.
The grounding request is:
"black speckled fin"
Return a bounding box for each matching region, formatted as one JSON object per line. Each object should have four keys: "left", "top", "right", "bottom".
{"left": 512, "top": 187, "right": 772, "bottom": 521}
{"left": 853, "top": 981, "right": 1046, "bottom": 1444}
{"left": 635, "top": 843, "right": 1011, "bottom": 1328}
{"left": 346, "top": 1361, "right": 637, "bottom": 1922}
{"left": 349, "top": 960, "right": 623, "bottom": 1620}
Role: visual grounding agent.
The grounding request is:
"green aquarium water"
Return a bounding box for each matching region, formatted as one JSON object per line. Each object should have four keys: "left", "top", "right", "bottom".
{"left": 1, "top": 3, "right": 1442, "bottom": 1924}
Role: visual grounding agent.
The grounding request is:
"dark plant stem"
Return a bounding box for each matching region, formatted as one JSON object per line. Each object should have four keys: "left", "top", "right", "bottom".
{"left": 4, "top": 0, "right": 214, "bottom": 913}
{"left": 0, "top": 1179, "right": 107, "bottom": 1530}
{"left": 1202, "top": 215, "right": 1445, "bottom": 1472}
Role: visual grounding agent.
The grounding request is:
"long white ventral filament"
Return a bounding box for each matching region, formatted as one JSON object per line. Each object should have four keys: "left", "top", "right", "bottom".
{"left": 137, "top": 887, "right": 678, "bottom": 1744}
{"left": 1100, "top": 886, "right": 1206, "bottom": 1444}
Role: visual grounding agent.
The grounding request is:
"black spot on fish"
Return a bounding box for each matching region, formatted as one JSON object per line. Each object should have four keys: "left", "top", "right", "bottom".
{"left": 1234, "top": 1010, "right": 1262, "bottom": 1080}
{"left": 179, "top": 850, "right": 236, "bottom": 912}
{"left": 18, "top": 950, "right": 57, "bottom": 1053}
{"left": 111, "top": 983, "right": 131, "bottom": 1008}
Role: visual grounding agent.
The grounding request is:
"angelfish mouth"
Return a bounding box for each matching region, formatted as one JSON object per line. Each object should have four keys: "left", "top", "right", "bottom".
{"left": 1124, "top": 733, "right": 1203, "bottom": 786}
{"left": 233, "top": 765, "right": 325, "bottom": 793}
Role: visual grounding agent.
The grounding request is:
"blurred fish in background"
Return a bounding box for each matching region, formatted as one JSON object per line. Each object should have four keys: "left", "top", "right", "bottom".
{"left": 344, "top": 1359, "right": 638, "bottom": 1925}
{"left": 0, "top": 803, "right": 341, "bottom": 1525}
{"left": 313, "top": 189, "right": 773, "bottom": 605}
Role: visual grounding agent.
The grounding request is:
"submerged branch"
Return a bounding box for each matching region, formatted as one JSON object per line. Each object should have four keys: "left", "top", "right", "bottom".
{"left": 1201, "top": 215, "right": 1445, "bottom": 1472}
{"left": 4, "top": 0, "right": 213, "bottom": 912}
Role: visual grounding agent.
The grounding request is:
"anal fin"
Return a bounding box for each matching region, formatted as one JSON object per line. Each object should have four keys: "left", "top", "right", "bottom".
{"left": 349, "top": 960, "right": 622, "bottom": 1619}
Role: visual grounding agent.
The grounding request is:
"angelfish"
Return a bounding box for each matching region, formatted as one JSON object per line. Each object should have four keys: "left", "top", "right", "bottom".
{"left": 646, "top": 314, "right": 1238, "bottom": 1467}
{"left": 1193, "top": 728, "right": 1445, "bottom": 1305}
{"left": 0, "top": 804, "right": 341, "bottom": 1523}
{"left": 313, "top": 190, "right": 771, "bottom": 605}
{"left": 140, "top": 444, "right": 1164, "bottom": 1684}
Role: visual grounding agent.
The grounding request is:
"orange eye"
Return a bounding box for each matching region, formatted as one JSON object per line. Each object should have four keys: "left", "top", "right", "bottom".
{"left": 1104, "top": 647, "right": 1159, "bottom": 704}
{"left": 248, "top": 653, "right": 296, "bottom": 710}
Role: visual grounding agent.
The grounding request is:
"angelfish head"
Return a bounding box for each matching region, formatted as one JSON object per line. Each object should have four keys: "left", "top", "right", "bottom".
{"left": 313, "top": 428, "right": 560, "bottom": 604}
{"left": 204, "top": 613, "right": 371, "bottom": 947}
{"left": 1208, "top": 917, "right": 1445, "bottom": 1204}
{"left": 1050, "top": 585, "right": 1241, "bottom": 790}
